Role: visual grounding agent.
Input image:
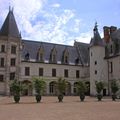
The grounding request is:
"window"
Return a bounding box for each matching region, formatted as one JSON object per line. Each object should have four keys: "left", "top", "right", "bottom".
{"left": 0, "top": 58, "right": 4, "bottom": 67}
{"left": 110, "top": 45, "right": 113, "bottom": 54}
{"left": 95, "top": 61, "right": 97, "bottom": 65}
{"left": 62, "top": 48, "right": 69, "bottom": 64}
{"left": 64, "top": 69, "right": 68, "bottom": 77}
{"left": 65, "top": 56, "right": 68, "bottom": 64}
{"left": 25, "top": 67, "right": 30, "bottom": 76}
{"left": 25, "top": 53, "right": 29, "bottom": 61}
{"left": 10, "top": 72, "right": 15, "bottom": 80}
{"left": 40, "top": 53, "right": 43, "bottom": 62}
{"left": 95, "top": 70, "right": 97, "bottom": 74}
{"left": 52, "top": 69, "right": 56, "bottom": 77}
{"left": 11, "top": 45, "right": 16, "bottom": 54}
{"left": 10, "top": 58, "right": 16, "bottom": 66}
{"left": 110, "top": 62, "right": 113, "bottom": 73}
{"left": 115, "top": 42, "right": 119, "bottom": 54}
{"left": 91, "top": 52, "right": 92, "bottom": 56}
{"left": 39, "top": 68, "right": 43, "bottom": 76}
{"left": 49, "top": 82, "right": 56, "bottom": 94}
{"left": 52, "top": 54, "right": 56, "bottom": 63}
{"left": 76, "top": 70, "right": 79, "bottom": 78}
{"left": 0, "top": 75, "right": 4, "bottom": 82}
{"left": 1, "top": 45, "right": 5, "bottom": 52}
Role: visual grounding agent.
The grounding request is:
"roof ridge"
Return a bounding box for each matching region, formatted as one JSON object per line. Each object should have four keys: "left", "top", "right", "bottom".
{"left": 22, "top": 39, "right": 74, "bottom": 47}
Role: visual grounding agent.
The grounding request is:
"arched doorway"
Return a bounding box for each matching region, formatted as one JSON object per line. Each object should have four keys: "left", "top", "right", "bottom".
{"left": 65, "top": 82, "right": 71, "bottom": 96}
{"left": 74, "top": 82, "right": 78, "bottom": 95}
{"left": 49, "top": 81, "right": 57, "bottom": 95}
{"left": 21, "top": 80, "right": 33, "bottom": 96}
{"left": 85, "top": 81, "right": 90, "bottom": 96}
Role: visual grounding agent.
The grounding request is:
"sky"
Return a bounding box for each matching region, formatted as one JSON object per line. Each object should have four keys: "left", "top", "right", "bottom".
{"left": 0, "top": 0, "right": 120, "bottom": 45}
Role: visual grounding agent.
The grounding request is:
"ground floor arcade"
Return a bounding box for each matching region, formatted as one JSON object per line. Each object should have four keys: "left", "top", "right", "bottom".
{"left": 17, "top": 80, "right": 90, "bottom": 96}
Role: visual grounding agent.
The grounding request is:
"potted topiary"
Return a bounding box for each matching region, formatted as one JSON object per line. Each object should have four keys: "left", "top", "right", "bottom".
{"left": 57, "top": 77, "right": 66, "bottom": 102}
{"left": 33, "top": 77, "right": 46, "bottom": 103}
{"left": 77, "top": 81, "right": 87, "bottom": 102}
{"left": 95, "top": 81, "right": 104, "bottom": 101}
{"left": 10, "top": 80, "right": 21, "bottom": 103}
{"left": 111, "top": 80, "right": 119, "bottom": 101}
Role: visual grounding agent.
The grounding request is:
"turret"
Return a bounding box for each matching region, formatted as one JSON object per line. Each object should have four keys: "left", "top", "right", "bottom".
{"left": 0, "top": 8, "right": 21, "bottom": 95}
{"left": 89, "top": 23, "right": 108, "bottom": 96}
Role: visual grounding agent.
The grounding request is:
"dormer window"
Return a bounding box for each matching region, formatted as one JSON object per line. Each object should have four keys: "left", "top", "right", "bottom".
{"left": 37, "top": 45, "right": 44, "bottom": 62}
{"left": 65, "top": 56, "right": 68, "bottom": 63}
{"left": 25, "top": 52, "right": 30, "bottom": 61}
{"left": 110, "top": 45, "right": 113, "bottom": 54}
{"left": 115, "top": 41, "right": 119, "bottom": 54}
{"left": 62, "top": 48, "right": 69, "bottom": 64}
{"left": 40, "top": 53, "right": 43, "bottom": 62}
{"left": 50, "top": 46, "right": 57, "bottom": 63}
{"left": 75, "top": 58, "right": 79, "bottom": 65}
{"left": 52, "top": 54, "right": 56, "bottom": 62}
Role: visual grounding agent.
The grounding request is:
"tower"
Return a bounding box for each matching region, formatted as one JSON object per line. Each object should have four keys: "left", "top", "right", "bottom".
{"left": 0, "top": 8, "right": 21, "bottom": 95}
{"left": 89, "top": 23, "right": 108, "bottom": 96}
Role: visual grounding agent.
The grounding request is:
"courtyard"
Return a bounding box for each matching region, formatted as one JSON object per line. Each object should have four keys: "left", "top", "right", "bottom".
{"left": 0, "top": 96, "right": 120, "bottom": 120}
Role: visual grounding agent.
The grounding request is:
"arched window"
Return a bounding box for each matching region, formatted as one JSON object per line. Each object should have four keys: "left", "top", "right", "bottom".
{"left": 49, "top": 81, "right": 57, "bottom": 95}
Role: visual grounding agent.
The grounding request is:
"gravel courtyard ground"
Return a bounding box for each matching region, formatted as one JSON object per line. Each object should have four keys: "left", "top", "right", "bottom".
{"left": 0, "top": 96, "right": 120, "bottom": 120}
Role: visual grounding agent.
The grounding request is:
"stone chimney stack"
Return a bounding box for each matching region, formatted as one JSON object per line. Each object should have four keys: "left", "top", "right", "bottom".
{"left": 110, "top": 26, "right": 117, "bottom": 34}
{"left": 103, "top": 26, "right": 110, "bottom": 43}
{"left": 103, "top": 26, "right": 117, "bottom": 43}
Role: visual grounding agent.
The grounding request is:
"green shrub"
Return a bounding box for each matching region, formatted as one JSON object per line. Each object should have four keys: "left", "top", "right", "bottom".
{"left": 33, "top": 77, "right": 46, "bottom": 103}
{"left": 95, "top": 81, "right": 104, "bottom": 101}
{"left": 77, "top": 81, "right": 87, "bottom": 101}
{"left": 56, "top": 77, "right": 66, "bottom": 102}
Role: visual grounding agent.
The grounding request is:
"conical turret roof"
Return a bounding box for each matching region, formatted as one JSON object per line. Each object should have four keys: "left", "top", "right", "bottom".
{"left": 0, "top": 9, "right": 20, "bottom": 38}
{"left": 90, "top": 23, "right": 104, "bottom": 47}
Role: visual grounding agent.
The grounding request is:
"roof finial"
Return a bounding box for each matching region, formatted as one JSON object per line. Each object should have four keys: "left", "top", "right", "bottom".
{"left": 9, "top": 5, "right": 11, "bottom": 11}
{"left": 93, "top": 22, "right": 98, "bottom": 32}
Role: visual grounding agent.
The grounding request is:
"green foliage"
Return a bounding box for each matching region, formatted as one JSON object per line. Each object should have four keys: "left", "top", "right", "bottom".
{"left": 77, "top": 81, "right": 87, "bottom": 95}
{"left": 95, "top": 81, "right": 104, "bottom": 94}
{"left": 10, "top": 80, "right": 21, "bottom": 96}
{"left": 111, "top": 80, "right": 119, "bottom": 94}
{"left": 10, "top": 80, "right": 22, "bottom": 103}
{"left": 33, "top": 77, "right": 46, "bottom": 95}
{"left": 57, "top": 77, "right": 66, "bottom": 95}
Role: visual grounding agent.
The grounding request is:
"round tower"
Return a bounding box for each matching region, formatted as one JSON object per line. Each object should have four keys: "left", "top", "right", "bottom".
{"left": 0, "top": 9, "right": 21, "bottom": 95}
{"left": 89, "top": 23, "right": 108, "bottom": 96}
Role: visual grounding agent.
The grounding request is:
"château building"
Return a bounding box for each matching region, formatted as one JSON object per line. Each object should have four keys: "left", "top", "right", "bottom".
{"left": 0, "top": 9, "right": 89, "bottom": 95}
{"left": 0, "top": 9, "right": 120, "bottom": 96}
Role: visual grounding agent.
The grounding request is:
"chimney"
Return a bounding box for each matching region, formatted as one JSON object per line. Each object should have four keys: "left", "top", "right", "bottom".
{"left": 110, "top": 26, "right": 117, "bottom": 34}
{"left": 103, "top": 26, "right": 110, "bottom": 43}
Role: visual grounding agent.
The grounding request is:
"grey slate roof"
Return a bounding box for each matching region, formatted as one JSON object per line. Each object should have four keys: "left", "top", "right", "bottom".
{"left": 22, "top": 40, "right": 80, "bottom": 64}
{"left": 0, "top": 10, "right": 20, "bottom": 38}
{"left": 74, "top": 41, "right": 89, "bottom": 65}
{"left": 90, "top": 23, "right": 104, "bottom": 47}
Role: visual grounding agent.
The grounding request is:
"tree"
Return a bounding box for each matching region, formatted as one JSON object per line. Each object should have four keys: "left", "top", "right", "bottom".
{"left": 95, "top": 81, "right": 104, "bottom": 101}
{"left": 10, "top": 80, "right": 22, "bottom": 103}
{"left": 77, "top": 81, "right": 87, "bottom": 101}
{"left": 56, "top": 77, "right": 66, "bottom": 102}
{"left": 111, "top": 80, "right": 119, "bottom": 101}
{"left": 33, "top": 77, "right": 46, "bottom": 103}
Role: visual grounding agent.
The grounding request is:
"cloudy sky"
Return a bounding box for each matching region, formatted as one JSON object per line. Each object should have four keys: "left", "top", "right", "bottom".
{"left": 0, "top": 0, "right": 120, "bottom": 45}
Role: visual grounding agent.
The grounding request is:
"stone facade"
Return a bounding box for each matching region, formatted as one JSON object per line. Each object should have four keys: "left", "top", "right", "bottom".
{"left": 90, "top": 24, "right": 120, "bottom": 96}
{"left": 1, "top": 10, "right": 120, "bottom": 96}
{"left": 0, "top": 10, "right": 90, "bottom": 96}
